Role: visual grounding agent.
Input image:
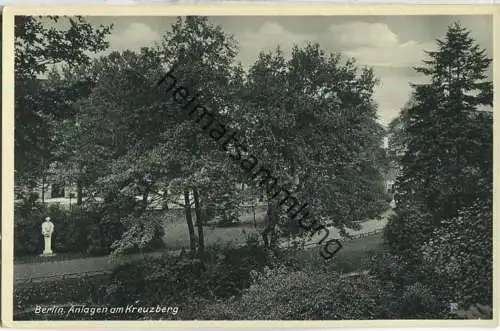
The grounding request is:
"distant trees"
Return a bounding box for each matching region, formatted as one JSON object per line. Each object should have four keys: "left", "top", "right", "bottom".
{"left": 385, "top": 23, "right": 493, "bottom": 310}
{"left": 14, "top": 15, "right": 493, "bottom": 321}
{"left": 14, "top": 16, "right": 112, "bottom": 197}
{"left": 239, "top": 44, "right": 389, "bottom": 243}
{"left": 16, "top": 16, "right": 390, "bottom": 260}
{"left": 66, "top": 17, "right": 390, "bottom": 257}
{"left": 54, "top": 17, "right": 245, "bottom": 258}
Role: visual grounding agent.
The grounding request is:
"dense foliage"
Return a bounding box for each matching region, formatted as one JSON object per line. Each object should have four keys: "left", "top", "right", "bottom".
{"left": 15, "top": 243, "right": 272, "bottom": 320}
{"left": 15, "top": 16, "right": 389, "bottom": 256}
{"left": 14, "top": 203, "right": 100, "bottom": 256}
{"left": 385, "top": 23, "right": 493, "bottom": 311}
{"left": 15, "top": 16, "right": 112, "bottom": 194}
{"left": 237, "top": 44, "right": 389, "bottom": 241}
{"left": 13, "top": 16, "right": 493, "bottom": 321}
{"left": 15, "top": 243, "right": 449, "bottom": 321}
{"left": 14, "top": 201, "right": 164, "bottom": 257}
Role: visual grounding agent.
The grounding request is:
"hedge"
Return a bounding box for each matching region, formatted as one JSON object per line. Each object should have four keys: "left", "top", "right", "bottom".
{"left": 14, "top": 204, "right": 99, "bottom": 257}
{"left": 14, "top": 273, "right": 111, "bottom": 320}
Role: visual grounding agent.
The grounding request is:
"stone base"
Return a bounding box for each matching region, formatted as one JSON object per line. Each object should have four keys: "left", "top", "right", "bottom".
{"left": 40, "top": 252, "right": 56, "bottom": 257}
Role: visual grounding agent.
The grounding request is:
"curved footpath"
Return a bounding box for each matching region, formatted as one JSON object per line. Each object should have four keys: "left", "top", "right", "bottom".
{"left": 14, "top": 212, "right": 391, "bottom": 283}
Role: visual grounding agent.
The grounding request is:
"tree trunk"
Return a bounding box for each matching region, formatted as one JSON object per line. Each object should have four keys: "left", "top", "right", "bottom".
{"left": 270, "top": 228, "right": 278, "bottom": 249}
{"left": 41, "top": 171, "right": 46, "bottom": 203}
{"left": 76, "top": 178, "right": 83, "bottom": 205}
{"left": 193, "top": 188, "right": 205, "bottom": 257}
{"left": 41, "top": 157, "right": 46, "bottom": 203}
{"left": 142, "top": 190, "right": 149, "bottom": 211}
{"left": 262, "top": 200, "right": 279, "bottom": 248}
{"left": 184, "top": 190, "right": 197, "bottom": 253}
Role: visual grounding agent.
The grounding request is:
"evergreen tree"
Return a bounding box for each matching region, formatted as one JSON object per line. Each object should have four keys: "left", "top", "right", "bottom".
{"left": 385, "top": 22, "right": 493, "bottom": 309}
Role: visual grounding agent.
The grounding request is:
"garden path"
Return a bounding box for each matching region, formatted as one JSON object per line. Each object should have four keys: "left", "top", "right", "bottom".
{"left": 14, "top": 210, "right": 392, "bottom": 283}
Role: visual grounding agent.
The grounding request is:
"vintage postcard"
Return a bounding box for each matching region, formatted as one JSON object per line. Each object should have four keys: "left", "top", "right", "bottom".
{"left": 2, "top": 4, "right": 499, "bottom": 327}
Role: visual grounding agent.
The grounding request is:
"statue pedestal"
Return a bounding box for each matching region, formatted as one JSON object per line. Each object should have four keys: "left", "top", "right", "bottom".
{"left": 40, "top": 253, "right": 56, "bottom": 257}
{"left": 41, "top": 235, "right": 55, "bottom": 257}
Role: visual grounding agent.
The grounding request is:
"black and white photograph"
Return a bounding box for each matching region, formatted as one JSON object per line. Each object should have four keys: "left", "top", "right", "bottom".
{"left": 3, "top": 6, "right": 496, "bottom": 324}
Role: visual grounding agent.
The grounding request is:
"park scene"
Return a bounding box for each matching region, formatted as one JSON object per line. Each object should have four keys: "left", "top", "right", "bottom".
{"left": 12, "top": 14, "right": 493, "bottom": 320}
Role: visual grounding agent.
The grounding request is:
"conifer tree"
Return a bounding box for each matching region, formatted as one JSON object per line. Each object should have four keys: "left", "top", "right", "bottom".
{"left": 385, "top": 22, "right": 493, "bottom": 309}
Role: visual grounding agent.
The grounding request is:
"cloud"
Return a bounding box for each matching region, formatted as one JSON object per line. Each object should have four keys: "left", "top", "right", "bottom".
{"left": 235, "top": 20, "right": 437, "bottom": 125}
{"left": 237, "top": 22, "right": 312, "bottom": 66}
{"left": 108, "top": 22, "right": 162, "bottom": 52}
{"left": 329, "top": 22, "right": 399, "bottom": 48}
{"left": 327, "top": 21, "right": 437, "bottom": 68}
{"left": 344, "top": 40, "right": 437, "bottom": 68}
{"left": 237, "top": 20, "right": 436, "bottom": 70}
{"left": 254, "top": 22, "right": 286, "bottom": 36}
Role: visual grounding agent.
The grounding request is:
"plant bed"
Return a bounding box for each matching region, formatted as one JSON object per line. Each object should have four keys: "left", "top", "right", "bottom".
{"left": 216, "top": 216, "right": 243, "bottom": 227}
{"left": 14, "top": 252, "right": 94, "bottom": 265}
{"left": 14, "top": 273, "right": 111, "bottom": 320}
{"left": 288, "top": 233, "right": 386, "bottom": 273}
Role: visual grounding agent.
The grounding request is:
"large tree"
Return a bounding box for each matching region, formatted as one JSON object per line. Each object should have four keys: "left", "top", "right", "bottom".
{"left": 14, "top": 16, "right": 112, "bottom": 194}
{"left": 238, "top": 43, "right": 389, "bottom": 246}
{"left": 75, "top": 17, "right": 245, "bottom": 257}
{"left": 155, "top": 16, "right": 244, "bottom": 255}
{"left": 385, "top": 22, "right": 493, "bottom": 309}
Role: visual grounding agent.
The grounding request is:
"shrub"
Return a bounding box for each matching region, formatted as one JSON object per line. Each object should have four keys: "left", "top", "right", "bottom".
{"left": 367, "top": 253, "right": 449, "bottom": 319}
{"left": 200, "top": 267, "right": 386, "bottom": 320}
{"left": 14, "top": 273, "right": 110, "bottom": 320}
{"left": 200, "top": 251, "right": 450, "bottom": 320}
{"left": 14, "top": 204, "right": 90, "bottom": 256}
{"left": 421, "top": 199, "right": 493, "bottom": 307}
{"left": 86, "top": 213, "right": 126, "bottom": 255}
{"left": 104, "top": 243, "right": 270, "bottom": 315}
{"left": 396, "top": 282, "right": 446, "bottom": 319}
{"left": 14, "top": 202, "right": 126, "bottom": 257}
{"left": 108, "top": 211, "right": 166, "bottom": 257}
{"left": 203, "top": 243, "right": 270, "bottom": 298}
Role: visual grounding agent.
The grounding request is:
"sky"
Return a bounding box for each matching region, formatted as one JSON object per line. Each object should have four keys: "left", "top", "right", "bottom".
{"left": 58, "top": 15, "right": 493, "bottom": 126}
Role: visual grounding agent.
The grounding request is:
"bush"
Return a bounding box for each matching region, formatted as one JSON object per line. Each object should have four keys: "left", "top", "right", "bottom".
{"left": 104, "top": 242, "right": 270, "bottom": 317}
{"left": 204, "top": 243, "right": 270, "bottom": 298}
{"left": 367, "top": 253, "right": 449, "bottom": 319}
{"left": 108, "top": 211, "right": 166, "bottom": 256}
{"left": 396, "top": 282, "right": 445, "bottom": 319}
{"left": 199, "top": 247, "right": 450, "bottom": 320}
{"left": 86, "top": 213, "right": 126, "bottom": 255}
{"left": 421, "top": 199, "right": 493, "bottom": 307}
{"left": 14, "top": 273, "right": 110, "bottom": 320}
{"left": 14, "top": 204, "right": 91, "bottom": 256}
{"left": 200, "top": 267, "right": 386, "bottom": 320}
{"left": 14, "top": 202, "right": 126, "bottom": 257}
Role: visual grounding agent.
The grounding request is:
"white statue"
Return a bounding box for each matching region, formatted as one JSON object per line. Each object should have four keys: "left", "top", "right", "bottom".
{"left": 41, "top": 217, "right": 55, "bottom": 256}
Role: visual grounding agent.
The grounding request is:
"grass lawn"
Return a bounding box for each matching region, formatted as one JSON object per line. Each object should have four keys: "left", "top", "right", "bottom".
{"left": 291, "top": 233, "right": 386, "bottom": 273}
{"left": 14, "top": 208, "right": 267, "bottom": 264}
{"left": 14, "top": 207, "right": 389, "bottom": 266}
{"left": 162, "top": 207, "right": 390, "bottom": 251}
{"left": 162, "top": 208, "right": 267, "bottom": 250}
{"left": 14, "top": 252, "right": 91, "bottom": 265}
